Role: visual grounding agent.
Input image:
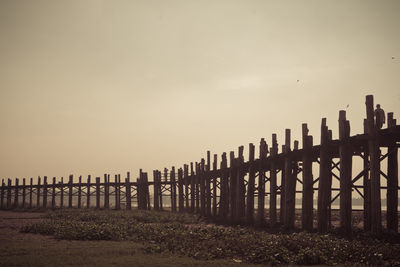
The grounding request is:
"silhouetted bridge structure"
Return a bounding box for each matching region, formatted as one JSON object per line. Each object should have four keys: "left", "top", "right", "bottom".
{"left": 1, "top": 95, "right": 399, "bottom": 236}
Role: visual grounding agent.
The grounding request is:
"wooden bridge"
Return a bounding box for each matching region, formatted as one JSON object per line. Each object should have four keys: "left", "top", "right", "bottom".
{"left": 1, "top": 95, "right": 399, "bottom": 236}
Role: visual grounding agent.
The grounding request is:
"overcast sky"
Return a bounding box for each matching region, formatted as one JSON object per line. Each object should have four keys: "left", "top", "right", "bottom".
{"left": 1, "top": 0, "right": 399, "bottom": 180}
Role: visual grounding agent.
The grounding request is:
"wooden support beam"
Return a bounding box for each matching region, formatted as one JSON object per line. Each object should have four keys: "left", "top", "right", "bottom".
{"left": 200, "top": 160, "right": 206, "bottom": 216}
{"left": 257, "top": 139, "right": 268, "bottom": 227}
{"left": 171, "top": 167, "right": 177, "bottom": 212}
{"left": 0, "top": 180, "right": 4, "bottom": 209}
{"left": 363, "top": 119, "right": 371, "bottom": 231}
{"left": 270, "top": 134, "right": 278, "bottom": 227}
{"left": 236, "top": 146, "right": 245, "bottom": 221}
{"left": 246, "top": 143, "right": 255, "bottom": 225}
{"left": 229, "top": 151, "right": 237, "bottom": 223}
{"left": 387, "top": 113, "right": 398, "bottom": 232}
{"left": 190, "top": 163, "right": 195, "bottom": 213}
{"left": 37, "top": 176, "right": 41, "bottom": 208}
{"left": 14, "top": 178, "right": 19, "bottom": 209}
{"left": 43, "top": 176, "right": 47, "bottom": 208}
{"left": 195, "top": 163, "right": 200, "bottom": 213}
{"left": 280, "top": 145, "right": 285, "bottom": 224}
{"left": 206, "top": 151, "right": 212, "bottom": 218}
{"left": 96, "top": 177, "right": 100, "bottom": 209}
{"left": 284, "top": 129, "right": 296, "bottom": 229}
{"left": 78, "top": 176, "right": 82, "bottom": 209}
{"left": 302, "top": 124, "right": 314, "bottom": 231}
{"left": 51, "top": 177, "right": 56, "bottom": 209}
{"left": 212, "top": 154, "right": 218, "bottom": 217}
{"left": 60, "top": 177, "right": 64, "bottom": 208}
{"left": 29, "top": 178, "right": 33, "bottom": 209}
{"left": 219, "top": 152, "right": 229, "bottom": 220}
{"left": 153, "top": 170, "right": 159, "bottom": 210}
{"left": 178, "top": 168, "right": 184, "bottom": 212}
{"left": 126, "top": 172, "right": 131, "bottom": 210}
{"left": 184, "top": 165, "right": 189, "bottom": 212}
{"left": 366, "top": 95, "right": 382, "bottom": 235}
{"left": 7, "top": 179, "right": 11, "bottom": 209}
{"left": 86, "top": 175, "right": 91, "bottom": 208}
{"left": 68, "top": 175, "right": 73, "bottom": 208}
{"left": 339, "top": 110, "right": 352, "bottom": 235}
{"left": 115, "top": 174, "right": 119, "bottom": 210}
{"left": 22, "top": 178, "right": 26, "bottom": 209}
{"left": 104, "top": 174, "right": 109, "bottom": 209}
{"left": 318, "top": 118, "right": 332, "bottom": 233}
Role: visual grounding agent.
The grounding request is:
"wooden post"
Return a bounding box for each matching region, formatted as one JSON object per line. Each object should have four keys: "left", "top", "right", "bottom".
{"left": 270, "top": 134, "right": 278, "bottom": 227}
{"left": 7, "top": 179, "right": 12, "bottom": 209}
{"left": 219, "top": 153, "right": 229, "bottom": 220}
{"left": 302, "top": 124, "right": 314, "bottom": 231}
{"left": 43, "top": 176, "right": 47, "bottom": 208}
{"left": 184, "top": 165, "right": 189, "bottom": 212}
{"left": 206, "top": 151, "right": 212, "bottom": 218}
{"left": 178, "top": 168, "right": 184, "bottom": 212}
{"left": 236, "top": 146, "right": 245, "bottom": 221}
{"left": 153, "top": 170, "right": 159, "bottom": 210}
{"left": 77, "top": 176, "right": 82, "bottom": 209}
{"left": 257, "top": 139, "right": 268, "bottom": 226}
{"left": 229, "top": 152, "right": 237, "bottom": 223}
{"left": 60, "top": 177, "right": 64, "bottom": 208}
{"left": 317, "top": 118, "right": 332, "bottom": 233}
{"left": 339, "top": 110, "right": 352, "bottom": 235}
{"left": 29, "top": 178, "right": 33, "bottom": 209}
{"left": 195, "top": 163, "right": 200, "bottom": 213}
{"left": 14, "top": 178, "right": 19, "bottom": 209}
{"left": 126, "top": 172, "right": 131, "bottom": 210}
{"left": 86, "top": 175, "right": 91, "bottom": 208}
{"left": 104, "top": 174, "right": 109, "bottom": 209}
{"left": 22, "top": 178, "right": 26, "bottom": 209}
{"left": 200, "top": 160, "right": 206, "bottom": 216}
{"left": 115, "top": 174, "right": 120, "bottom": 210}
{"left": 68, "top": 175, "right": 73, "bottom": 208}
{"left": 284, "top": 129, "right": 296, "bottom": 229}
{"left": 366, "top": 95, "right": 382, "bottom": 235}
{"left": 190, "top": 163, "right": 195, "bottom": 213}
{"left": 0, "top": 180, "right": 4, "bottom": 209}
{"left": 37, "top": 177, "right": 41, "bottom": 208}
{"left": 212, "top": 154, "right": 217, "bottom": 217}
{"left": 246, "top": 143, "right": 256, "bottom": 225}
{"left": 52, "top": 177, "right": 56, "bottom": 209}
{"left": 363, "top": 119, "right": 371, "bottom": 231}
{"left": 171, "top": 167, "right": 177, "bottom": 212}
{"left": 387, "top": 112, "right": 398, "bottom": 232}
{"left": 96, "top": 177, "right": 100, "bottom": 209}
{"left": 158, "top": 171, "right": 163, "bottom": 210}
{"left": 280, "top": 145, "right": 285, "bottom": 224}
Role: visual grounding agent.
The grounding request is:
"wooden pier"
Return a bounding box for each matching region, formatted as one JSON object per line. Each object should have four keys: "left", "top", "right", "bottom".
{"left": 1, "top": 95, "right": 399, "bottom": 236}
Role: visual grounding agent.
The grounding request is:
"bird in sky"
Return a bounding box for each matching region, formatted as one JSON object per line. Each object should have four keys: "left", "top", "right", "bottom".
{"left": 392, "top": 57, "right": 395, "bottom": 59}
{"left": 297, "top": 79, "right": 300, "bottom": 82}
{"left": 346, "top": 104, "right": 349, "bottom": 108}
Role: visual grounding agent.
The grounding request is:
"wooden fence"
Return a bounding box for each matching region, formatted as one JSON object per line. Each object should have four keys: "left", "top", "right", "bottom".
{"left": 1, "top": 95, "right": 399, "bottom": 236}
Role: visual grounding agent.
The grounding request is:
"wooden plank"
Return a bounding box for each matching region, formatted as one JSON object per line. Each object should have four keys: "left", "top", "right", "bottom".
{"left": 158, "top": 171, "right": 163, "bottom": 210}
{"left": 68, "top": 175, "right": 73, "bottom": 208}
{"left": 7, "top": 179, "right": 11, "bottom": 209}
{"left": 387, "top": 113, "right": 398, "bottom": 232}
{"left": 270, "top": 134, "right": 278, "bottom": 227}
{"left": 29, "top": 178, "right": 33, "bottom": 209}
{"left": 246, "top": 143, "right": 255, "bottom": 225}
{"left": 236, "top": 146, "right": 245, "bottom": 221}
{"left": 200, "top": 159, "right": 206, "bottom": 216}
{"left": 301, "top": 124, "right": 313, "bottom": 231}
{"left": 366, "top": 95, "right": 382, "bottom": 235}
{"left": 284, "top": 129, "right": 296, "bottom": 229}
{"left": 0, "top": 179, "right": 4, "bottom": 209}
{"left": 184, "top": 165, "right": 189, "bottom": 211}
{"left": 229, "top": 151, "right": 237, "bottom": 223}
{"left": 104, "top": 174, "right": 109, "bottom": 209}
{"left": 171, "top": 167, "right": 177, "bottom": 212}
{"left": 363, "top": 119, "right": 371, "bottom": 231}
{"left": 219, "top": 152, "right": 229, "bottom": 220}
{"left": 339, "top": 110, "right": 352, "bottom": 235}
{"left": 206, "top": 151, "right": 212, "bottom": 218}
{"left": 78, "top": 176, "right": 82, "bottom": 209}
{"left": 280, "top": 145, "right": 285, "bottom": 224}
{"left": 195, "top": 163, "right": 200, "bottom": 213}
{"left": 257, "top": 139, "right": 268, "bottom": 226}
{"left": 43, "top": 176, "right": 47, "bottom": 208}
{"left": 190, "top": 162, "right": 195, "bottom": 213}
{"left": 153, "top": 170, "right": 159, "bottom": 210}
{"left": 212, "top": 154, "right": 217, "bottom": 217}
{"left": 60, "top": 177, "right": 64, "bottom": 208}
{"left": 22, "top": 178, "right": 26, "bottom": 208}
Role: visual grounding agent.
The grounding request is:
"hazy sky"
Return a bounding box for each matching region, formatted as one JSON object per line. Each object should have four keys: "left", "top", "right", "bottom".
{"left": 1, "top": 0, "right": 399, "bottom": 180}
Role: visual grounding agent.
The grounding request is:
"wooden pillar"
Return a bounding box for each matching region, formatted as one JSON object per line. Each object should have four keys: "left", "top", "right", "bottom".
{"left": 68, "top": 175, "right": 73, "bottom": 208}
{"left": 52, "top": 177, "right": 56, "bottom": 209}
{"left": 219, "top": 153, "right": 229, "bottom": 220}
{"left": 86, "top": 175, "right": 91, "bottom": 208}
{"left": 317, "top": 118, "right": 332, "bottom": 233}
{"left": 126, "top": 172, "right": 131, "bottom": 210}
{"left": 115, "top": 175, "right": 120, "bottom": 210}
{"left": 178, "top": 168, "right": 184, "bottom": 212}
{"left": 104, "top": 174, "right": 109, "bottom": 209}
{"left": 158, "top": 170, "right": 163, "bottom": 210}
{"left": 153, "top": 170, "right": 159, "bottom": 210}
{"left": 206, "top": 151, "right": 212, "bottom": 218}
{"left": 236, "top": 146, "right": 245, "bottom": 221}
{"left": 280, "top": 146, "right": 285, "bottom": 224}
{"left": 257, "top": 139, "right": 268, "bottom": 226}
{"left": 229, "top": 152, "right": 237, "bottom": 223}
{"left": 200, "top": 160, "right": 206, "bottom": 216}
{"left": 366, "top": 95, "right": 382, "bottom": 235}
{"left": 302, "top": 124, "right": 314, "bottom": 231}
{"left": 29, "top": 178, "right": 33, "bottom": 209}
{"left": 96, "top": 177, "right": 100, "bottom": 209}
{"left": 77, "top": 176, "right": 82, "bottom": 209}
{"left": 190, "top": 163, "right": 195, "bottom": 213}
{"left": 1, "top": 180, "right": 4, "bottom": 209}
{"left": 14, "top": 178, "right": 19, "bottom": 209}
{"left": 43, "top": 176, "right": 47, "bottom": 208}
{"left": 22, "top": 178, "right": 26, "bottom": 209}
{"left": 212, "top": 154, "right": 218, "bottom": 217}
{"left": 387, "top": 113, "right": 398, "bottom": 232}
{"left": 37, "top": 177, "right": 41, "bottom": 208}
{"left": 246, "top": 143, "right": 256, "bottom": 225}
{"left": 270, "top": 134, "right": 278, "bottom": 227}
{"left": 184, "top": 165, "right": 189, "bottom": 212}
{"left": 7, "top": 179, "right": 12, "bottom": 209}
{"left": 195, "top": 163, "right": 200, "bottom": 213}
{"left": 171, "top": 167, "right": 177, "bottom": 212}
{"left": 339, "top": 110, "right": 352, "bottom": 235}
{"left": 60, "top": 177, "right": 64, "bottom": 208}
{"left": 284, "top": 129, "right": 296, "bottom": 229}
{"left": 362, "top": 119, "right": 371, "bottom": 231}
